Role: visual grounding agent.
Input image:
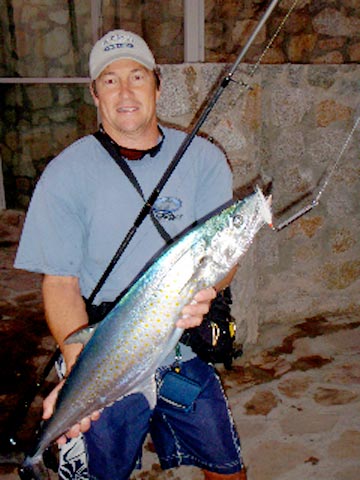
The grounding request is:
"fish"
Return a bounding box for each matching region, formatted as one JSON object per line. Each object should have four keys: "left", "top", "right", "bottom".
{"left": 19, "top": 187, "right": 272, "bottom": 479}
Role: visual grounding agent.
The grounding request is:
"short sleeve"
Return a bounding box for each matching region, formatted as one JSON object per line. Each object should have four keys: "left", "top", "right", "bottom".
{"left": 14, "top": 162, "right": 86, "bottom": 276}
{"left": 194, "top": 139, "right": 233, "bottom": 221}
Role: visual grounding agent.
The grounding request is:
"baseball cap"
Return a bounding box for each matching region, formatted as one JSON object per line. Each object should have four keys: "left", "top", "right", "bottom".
{"left": 89, "top": 29, "right": 156, "bottom": 80}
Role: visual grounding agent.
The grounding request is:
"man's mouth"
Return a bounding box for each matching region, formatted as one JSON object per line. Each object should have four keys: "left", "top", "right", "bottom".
{"left": 117, "top": 106, "right": 138, "bottom": 113}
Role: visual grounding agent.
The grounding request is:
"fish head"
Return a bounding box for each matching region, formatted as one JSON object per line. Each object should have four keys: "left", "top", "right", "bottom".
{"left": 206, "top": 187, "right": 272, "bottom": 273}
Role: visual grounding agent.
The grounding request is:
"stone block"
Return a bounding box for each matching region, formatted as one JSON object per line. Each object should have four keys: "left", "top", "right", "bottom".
{"left": 244, "top": 389, "right": 279, "bottom": 415}
{"left": 313, "top": 387, "right": 358, "bottom": 406}
{"left": 313, "top": 51, "right": 344, "bottom": 64}
{"left": 287, "top": 34, "right": 318, "bottom": 62}
{"left": 43, "top": 27, "right": 71, "bottom": 59}
{"left": 348, "top": 43, "right": 360, "bottom": 62}
{"left": 321, "top": 260, "right": 360, "bottom": 290}
{"left": 315, "top": 100, "right": 352, "bottom": 127}
{"left": 280, "top": 410, "right": 338, "bottom": 435}
{"left": 313, "top": 8, "right": 360, "bottom": 37}
{"left": 247, "top": 440, "right": 313, "bottom": 480}
{"left": 27, "top": 85, "right": 53, "bottom": 110}
{"left": 267, "top": 85, "right": 312, "bottom": 127}
{"left": 328, "top": 430, "right": 360, "bottom": 460}
{"left": 49, "top": 10, "right": 69, "bottom": 25}
{"left": 278, "top": 375, "right": 311, "bottom": 398}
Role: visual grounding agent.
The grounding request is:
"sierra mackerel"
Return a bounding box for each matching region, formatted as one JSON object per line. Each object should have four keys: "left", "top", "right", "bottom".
{"left": 20, "top": 187, "right": 272, "bottom": 479}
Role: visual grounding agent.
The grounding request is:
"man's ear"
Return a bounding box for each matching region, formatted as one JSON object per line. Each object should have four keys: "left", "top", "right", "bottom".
{"left": 90, "top": 80, "right": 99, "bottom": 107}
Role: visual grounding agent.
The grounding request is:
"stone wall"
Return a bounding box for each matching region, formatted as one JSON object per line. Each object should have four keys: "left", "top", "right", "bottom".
{"left": 1, "top": 0, "right": 360, "bottom": 208}
{"left": 0, "top": 1, "right": 359, "bottom": 342}
{"left": 157, "top": 63, "right": 360, "bottom": 342}
{"left": 1, "top": 0, "right": 359, "bottom": 77}
{"left": 0, "top": 84, "right": 97, "bottom": 207}
{"left": 205, "top": 0, "right": 360, "bottom": 64}
{"left": 1, "top": 62, "right": 359, "bottom": 343}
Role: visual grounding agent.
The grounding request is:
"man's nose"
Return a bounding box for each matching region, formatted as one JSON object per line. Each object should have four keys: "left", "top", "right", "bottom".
{"left": 118, "top": 81, "right": 133, "bottom": 97}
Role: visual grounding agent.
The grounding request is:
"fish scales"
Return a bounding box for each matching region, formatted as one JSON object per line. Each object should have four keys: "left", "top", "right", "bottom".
{"left": 20, "top": 187, "right": 272, "bottom": 479}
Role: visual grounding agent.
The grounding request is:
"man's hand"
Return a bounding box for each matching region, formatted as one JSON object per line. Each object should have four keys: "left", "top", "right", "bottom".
{"left": 176, "top": 287, "right": 217, "bottom": 329}
{"left": 43, "top": 381, "right": 101, "bottom": 445}
{"left": 176, "top": 266, "right": 239, "bottom": 329}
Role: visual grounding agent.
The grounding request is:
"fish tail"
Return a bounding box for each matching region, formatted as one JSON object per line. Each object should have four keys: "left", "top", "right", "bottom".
{"left": 18, "top": 455, "right": 50, "bottom": 480}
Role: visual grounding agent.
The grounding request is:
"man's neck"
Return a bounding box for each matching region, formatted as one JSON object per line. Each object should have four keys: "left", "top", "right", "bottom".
{"left": 99, "top": 125, "right": 164, "bottom": 160}
{"left": 101, "top": 123, "right": 161, "bottom": 150}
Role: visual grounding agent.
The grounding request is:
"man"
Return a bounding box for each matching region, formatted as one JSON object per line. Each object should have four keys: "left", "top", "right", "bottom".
{"left": 15, "top": 30, "right": 246, "bottom": 479}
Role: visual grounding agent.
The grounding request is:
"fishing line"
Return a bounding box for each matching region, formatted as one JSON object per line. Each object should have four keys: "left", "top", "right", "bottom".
{"left": 249, "top": 0, "right": 300, "bottom": 78}
{"left": 225, "top": 0, "right": 300, "bottom": 104}
{"left": 274, "top": 113, "right": 360, "bottom": 231}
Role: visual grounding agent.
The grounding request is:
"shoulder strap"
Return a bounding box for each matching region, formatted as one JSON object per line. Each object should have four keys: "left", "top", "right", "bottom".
{"left": 93, "top": 130, "right": 172, "bottom": 244}
{"left": 87, "top": 131, "right": 172, "bottom": 305}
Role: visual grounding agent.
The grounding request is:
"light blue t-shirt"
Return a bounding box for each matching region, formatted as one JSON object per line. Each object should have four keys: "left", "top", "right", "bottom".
{"left": 15, "top": 126, "right": 233, "bottom": 304}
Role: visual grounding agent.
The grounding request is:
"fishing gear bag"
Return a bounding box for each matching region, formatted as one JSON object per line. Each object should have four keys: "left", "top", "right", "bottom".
{"left": 180, "top": 287, "right": 242, "bottom": 370}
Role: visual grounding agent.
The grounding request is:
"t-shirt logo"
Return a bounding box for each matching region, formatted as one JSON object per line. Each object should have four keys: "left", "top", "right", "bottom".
{"left": 152, "top": 197, "right": 182, "bottom": 221}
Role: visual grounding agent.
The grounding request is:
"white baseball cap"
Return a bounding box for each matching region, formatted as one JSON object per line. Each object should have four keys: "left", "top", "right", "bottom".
{"left": 89, "top": 29, "right": 156, "bottom": 80}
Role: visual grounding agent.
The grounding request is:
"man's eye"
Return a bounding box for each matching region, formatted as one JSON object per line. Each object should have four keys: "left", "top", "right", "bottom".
{"left": 132, "top": 72, "right": 144, "bottom": 82}
{"left": 104, "top": 77, "right": 116, "bottom": 85}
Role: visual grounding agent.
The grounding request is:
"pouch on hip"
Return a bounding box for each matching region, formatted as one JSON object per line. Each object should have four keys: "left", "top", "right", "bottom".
{"left": 158, "top": 370, "right": 202, "bottom": 412}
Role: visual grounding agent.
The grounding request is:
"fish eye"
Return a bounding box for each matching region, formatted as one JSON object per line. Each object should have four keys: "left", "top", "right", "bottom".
{"left": 233, "top": 214, "right": 243, "bottom": 228}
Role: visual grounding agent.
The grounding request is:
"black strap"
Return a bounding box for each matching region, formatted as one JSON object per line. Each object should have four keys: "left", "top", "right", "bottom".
{"left": 87, "top": 130, "right": 172, "bottom": 304}
{"left": 93, "top": 130, "right": 172, "bottom": 244}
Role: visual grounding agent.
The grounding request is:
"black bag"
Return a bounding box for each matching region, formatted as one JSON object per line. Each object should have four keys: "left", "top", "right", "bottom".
{"left": 180, "top": 287, "right": 242, "bottom": 370}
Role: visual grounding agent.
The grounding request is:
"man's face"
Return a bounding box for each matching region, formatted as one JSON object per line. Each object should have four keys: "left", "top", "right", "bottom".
{"left": 92, "top": 59, "right": 160, "bottom": 146}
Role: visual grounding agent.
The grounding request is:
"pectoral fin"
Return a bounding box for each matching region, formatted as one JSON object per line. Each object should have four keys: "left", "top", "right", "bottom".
{"left": 127, "top": 375, "right": 157, "bottom": 409}
{"left": 64, "top": 323, "right": 100, "bottom": 346}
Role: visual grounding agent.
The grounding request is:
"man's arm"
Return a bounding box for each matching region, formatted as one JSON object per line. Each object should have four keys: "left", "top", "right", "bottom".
{"left": 42, "top": 274, "right": 88, "bottom": 373}
{"left": 42, "top": 274, "right": 101, "bottom": 443}
{"left": 214, "top": 264, "right": 238, "bottom": 293}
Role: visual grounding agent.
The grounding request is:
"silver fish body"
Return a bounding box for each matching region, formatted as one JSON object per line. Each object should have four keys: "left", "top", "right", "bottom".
{"left": 21, "top": 187, "right": 271, "bottom": 477}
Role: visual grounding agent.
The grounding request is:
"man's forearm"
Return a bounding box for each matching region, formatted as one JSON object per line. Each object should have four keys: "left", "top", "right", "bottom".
{"left": 214, "top": 265, "right": 238, "bottom": 293}
{"left": 42, "top": 274, "right": 89, "bottom": 374}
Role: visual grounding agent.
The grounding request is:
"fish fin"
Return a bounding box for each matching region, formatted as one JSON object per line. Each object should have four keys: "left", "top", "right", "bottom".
{"left": 128, "top": 375, "right": 157, "bottom": 409}
{"left": 255, "top": 185, "right": 273, "bottom": 226}
{"left": 64, "top": 323, "right": 100, "bottom": 346}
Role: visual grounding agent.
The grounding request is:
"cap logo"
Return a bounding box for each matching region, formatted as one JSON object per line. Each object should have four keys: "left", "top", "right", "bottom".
{"left": 104, "top": 43, "right": 134, "bottom": 52}
{"left": 102, "top": 33, "right": 136, "bottom": 52}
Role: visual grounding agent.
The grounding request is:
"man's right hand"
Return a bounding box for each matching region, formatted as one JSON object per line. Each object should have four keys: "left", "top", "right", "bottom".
{"left": 43, "top": 380, "right": 101, "bottom": 445}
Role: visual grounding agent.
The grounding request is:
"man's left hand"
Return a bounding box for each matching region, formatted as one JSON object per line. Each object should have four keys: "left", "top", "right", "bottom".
{"left": 176, "top": 287, "right": 217, "bottom": 329}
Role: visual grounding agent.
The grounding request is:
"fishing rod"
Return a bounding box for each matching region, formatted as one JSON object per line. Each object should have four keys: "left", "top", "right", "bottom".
{"left": 7, "top": 0, "right": 283, "bottom": 450}
{"left": 88, "top": 0, "right": 282, "bottom": 303}
{"left": 274, "top": 113, "right": 360, "bottom": 231}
